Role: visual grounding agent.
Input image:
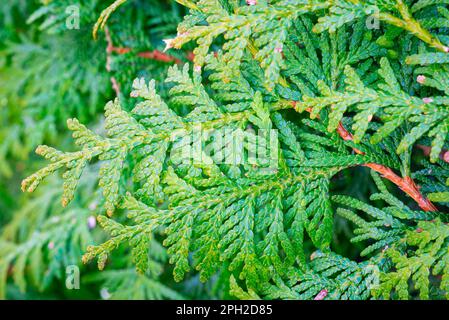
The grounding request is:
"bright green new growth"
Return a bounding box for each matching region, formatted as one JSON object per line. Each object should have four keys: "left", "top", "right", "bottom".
{"left": 20, "top": 0, "right": 449, "bottom": 299}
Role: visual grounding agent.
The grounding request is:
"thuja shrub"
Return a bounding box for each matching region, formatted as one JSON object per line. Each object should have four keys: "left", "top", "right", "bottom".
{"left": 16, "top": 0, "right": 449, "bottom": 299}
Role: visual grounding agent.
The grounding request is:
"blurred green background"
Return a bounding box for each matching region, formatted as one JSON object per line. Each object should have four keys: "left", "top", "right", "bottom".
{"left": 0, "top": 0, "right": 216, "bottom": 300}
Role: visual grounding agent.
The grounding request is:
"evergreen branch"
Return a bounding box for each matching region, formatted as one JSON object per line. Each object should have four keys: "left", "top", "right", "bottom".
{"left": 314, "top": 0, "right": 449, "bottom": 53}
{"left": 376, "top": 0, "right": 449, "bottom": 53}
{"left": 366, "top": 164, "right": 437, "bottom": 212}
{"left": 292, "top": 101, "right": 437, "bottom": 212}
{"left": 10, "top": 0, "right": 449, "bottom": 300}
{"left": 337, "top": 122, "right": 437, "bottom": 211}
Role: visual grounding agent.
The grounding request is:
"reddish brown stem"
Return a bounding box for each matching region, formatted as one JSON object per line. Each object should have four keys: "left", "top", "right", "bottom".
{"left": 364, "top": 163, "right": 437, "bottom": 211}
{"left": 137, "top": 51, "right": 181, "bottom": 63}
{"left": 110, "top": 76, "right": 121, "bottom": 97}
{"left": 104, "top": 27, "right": 190, "bottom": 64}
{"left": 104, "top": 27, "right": 121, "bottom": 96}
{"left": 295, "top": 102, "right": 437, "bottom": 212}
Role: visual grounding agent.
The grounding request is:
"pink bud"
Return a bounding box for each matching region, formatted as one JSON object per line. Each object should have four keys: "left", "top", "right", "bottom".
{"left": 314, "top": 289, "right": 328, "bottom": 300}
{"left": 194, "top": 65, "right": 201, "bottom": 73}
{"left": 48, "top": 241, "right": 55, "bottom": 250}
{"left": 87, "top": 216, "right": 97, "bottom": 229}
{"left": 422, "top": 97, "right": 433, "bottom": 104}
{"left": 275, "top": 47, "right": 283, "bottom": 53}
{"left": 367, "top": 114, "right": 373, "bottom": 122}
{"left": 246, "top": 0, "right": 257, "bottom": 5}
{"left": 444, "top": 46, "right": 449, "bottom": 53}
{"left": 416, "top": 75, "right": 426, "bottom": 84}
{"left": 443, "top": 151, "right": 449, "bottom": 163}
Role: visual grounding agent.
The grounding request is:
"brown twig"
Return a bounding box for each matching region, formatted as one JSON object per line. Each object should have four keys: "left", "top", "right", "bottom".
{"left": 137, "top": 51, "right": 182, "bottom": 63}
{"left": 103, "top": 27, "right": 194, "bottom": 96}
{"left": 110, "top": 76, "right": 121, "bottom": 97}
{"left": 294, "top": 102, "right": 437, "bottom": 212}
{"left": 104, "top": 27, "right": 189, "bottom": 64}
{"left": 104, "top": 27, "right": 121, "bottom": 96}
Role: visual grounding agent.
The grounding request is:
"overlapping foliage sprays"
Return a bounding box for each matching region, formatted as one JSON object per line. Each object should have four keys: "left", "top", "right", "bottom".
{"left": 0, "top": 0, "right": 205, "bottom": 299}
{"left": 4, "top": 0, "right": 449, "bottom": 300}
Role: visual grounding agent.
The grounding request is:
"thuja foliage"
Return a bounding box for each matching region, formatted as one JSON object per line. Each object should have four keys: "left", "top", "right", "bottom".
{"left": 6, "top": 0, "right": 449, "bottom": 300}
{"left": 1, "top": 0, "right": 203, "bottom": 299}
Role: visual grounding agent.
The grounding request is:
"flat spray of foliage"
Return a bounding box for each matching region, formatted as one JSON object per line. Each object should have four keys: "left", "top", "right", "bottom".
{"left": 8, "top": 0, "right": 449, "bottom": 299}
